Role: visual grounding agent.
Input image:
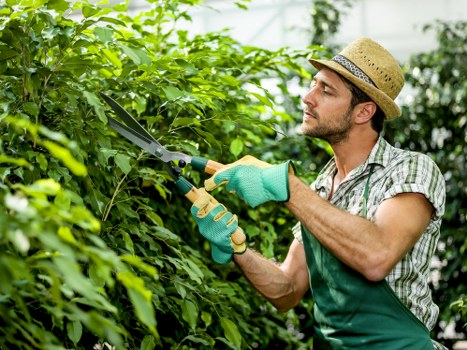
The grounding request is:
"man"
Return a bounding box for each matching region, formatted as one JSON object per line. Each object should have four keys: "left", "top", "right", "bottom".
{"left": 189, "top": 38, "right": 446, "bottom": 349}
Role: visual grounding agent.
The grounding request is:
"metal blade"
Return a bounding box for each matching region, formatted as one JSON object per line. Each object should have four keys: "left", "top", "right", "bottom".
{"left": 100, "top": 92, "right": 157, "bottom": 142}
{"left": 107, "top": 114, "right": 192, "bottom": 165}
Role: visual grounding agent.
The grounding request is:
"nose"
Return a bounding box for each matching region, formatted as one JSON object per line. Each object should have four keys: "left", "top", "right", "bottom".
{"left": 302, "top": 86, "right": 317, "bottom": 107}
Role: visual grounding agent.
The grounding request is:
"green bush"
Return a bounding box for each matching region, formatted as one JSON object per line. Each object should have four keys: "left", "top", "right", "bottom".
{"left": 1, "top": 0, "right": 464, "bottom": 348}
{"left": 0, "top": 0, "right": 317, "bottom": 349}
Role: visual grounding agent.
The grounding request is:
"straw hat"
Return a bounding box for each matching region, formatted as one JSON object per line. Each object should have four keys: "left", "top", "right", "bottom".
{"left": 309, "top": 37, "right": 405, "bottom": 120}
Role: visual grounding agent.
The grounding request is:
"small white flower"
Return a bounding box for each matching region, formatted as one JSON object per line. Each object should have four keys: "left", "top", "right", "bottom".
{"left": 12, "top": 229, "right": 30, "bottom": 253}
{"left": 5, "top": 193, "right": 29, "bottom": 212}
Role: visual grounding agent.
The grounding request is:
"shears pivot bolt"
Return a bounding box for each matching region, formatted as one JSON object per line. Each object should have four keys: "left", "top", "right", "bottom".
{"left": 155, "top": 148, "right": 164, "bottom": 158}
{"left": 178, "top": 160, "right": 186, "bottom": 168}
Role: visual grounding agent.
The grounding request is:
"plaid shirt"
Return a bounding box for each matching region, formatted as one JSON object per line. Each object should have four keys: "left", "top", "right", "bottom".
{"left": 293, "top": 136, "right": 446, "bottom": 341}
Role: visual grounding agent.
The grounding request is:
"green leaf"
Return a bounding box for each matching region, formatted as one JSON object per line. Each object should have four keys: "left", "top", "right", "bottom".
{"left": 27, "top": 178, "right": 61, "bottom": 196}
{"left": 114, "top": 153, "right": 132, "bottom": 174}
{"left": 54, "top": 256, "right": 116, "bottom": 313}
{"left": 201, "top": 311, "right": 212, "bottom": 327}
{"left": 174, "top": 58, "right": 198, "bottom": 75}
{"left": 128, "top": 288, "right": 156, "bottom": 328}
{"left": 119, "top": 44, "right": 151, "bottom": 66}
{"left": 0, "top": 154, "right": 30, "bottom": 167}
{"left": 0, "top": 8, "right": 11, "bottom": 16}
{"left": 174, "top": 280, "right": 186, "bottom": 299}
{"left": 82, "top": 4, "right": 99, "bottom": 18}
{"left": 120, "top": 255, "right": 158, "bottom": 279}
{"left": 46, "top": 0, "right": 69, "bottom": 12}
{"left": 54, "top": 190, "right": 71, "bottom": 209}
{"left": 63, "top": 56, "right": 95, "bottom": 68}
{"left": 102, "top": 48, "right": 122, "bottom": 69}
{"left": 23, "top": 102, "right": 40, "bottom": 117}
{"left": 83, "top": 90, "right": 102, "bottom": 108}
{"left": 117, "top": 271, "right": 157, "bottom": 330}
{"left": 66, "top": 321, "right": 82, "bottom": 344}
{"left": 220, "top": 317, "right": 242, "bottom": 348}
{"left": 250, "top": 92, "right": 273, "bottom": 108}
{"left": 184, "top": 335, "right": 211, "bottom": 346}
{"left": 140, "top": 335, "right": 156, "bottom": 350}
{"left": 94, "top": 26, "right": 114, "bottom": 44}
{"left": 0, "top": 45, "right": 17, "bottom": 62}
{"left": 172, "top": 117, "right": 200, "bottom": 128}
{"left": 229, "top": 138, "right": 243, "bottom": 157}
{"left": 37, "top": 153, "right": 48, "bottom": 171}
{"left": 42, "top": 141, "right": 87, "bottom": 176}
{"left": 153, "top": 226, "right": 180, "bottom": 243}
{"left": 181, "top": 299, "right": 198, "bottom": 330}
{"left": 162, "top": 86, "right": 184, "bottom": 101}
{"left": 193, "top": 127, "right": 222, "bottom": 149}
{"left": 58, "top": 226, "right": 77, "bottom": 244}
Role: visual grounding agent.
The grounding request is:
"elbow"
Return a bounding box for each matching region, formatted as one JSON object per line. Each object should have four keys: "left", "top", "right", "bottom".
{"left": 360, "top": 251, "right": 394, "bottom": 282}
{"left": 272, "top": 295, "right": 301, "bottom": 313}
{"left": 362, "top": 267, "right": 388, "bottom": 282}
{"left": 267, "top": 285, "right": 304, "bottom": 312}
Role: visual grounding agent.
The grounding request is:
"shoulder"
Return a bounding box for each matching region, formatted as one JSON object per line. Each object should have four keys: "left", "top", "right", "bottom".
{"left": 385, "top": 146, "right": 444, "bottom": 184}
{"left": 378, "top": 145, "right": 446, "bottom": 219}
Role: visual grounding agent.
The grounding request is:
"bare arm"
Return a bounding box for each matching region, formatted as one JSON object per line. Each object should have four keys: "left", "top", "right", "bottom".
{"left": 233, "top": 239, "right": 309, "bottom": 312}
{"left": 286, "top": 175, "right": 433, "bottom": 281}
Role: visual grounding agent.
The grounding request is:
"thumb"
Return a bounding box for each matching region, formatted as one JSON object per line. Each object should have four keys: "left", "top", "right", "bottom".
{"left": 204, "top": 168, "right": 234, "bottom": 192}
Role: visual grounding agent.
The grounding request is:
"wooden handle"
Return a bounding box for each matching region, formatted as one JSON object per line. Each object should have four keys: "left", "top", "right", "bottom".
{"left": 204, "top": 159, "right": 224, "bottom": 175}
{"left": 184, "top": 186, "right": 202, "bottom": 203}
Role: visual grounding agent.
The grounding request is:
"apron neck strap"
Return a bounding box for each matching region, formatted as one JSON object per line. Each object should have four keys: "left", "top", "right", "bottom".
{"left": 361, "top": 163, "right": 376, "bottom": 217}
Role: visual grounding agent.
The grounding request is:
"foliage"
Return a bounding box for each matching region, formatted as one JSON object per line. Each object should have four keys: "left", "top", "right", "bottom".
{"left": 1, "top": 0, "right": 464, "bottom": 348}
{"left": 384, "top": 20, "right": 467, "bottom": 347}
{"left": 0, "top": 0, "right": 319, "bottom": 349}
{"left": 306, "top": 0, "right": 354, "bottom": 48}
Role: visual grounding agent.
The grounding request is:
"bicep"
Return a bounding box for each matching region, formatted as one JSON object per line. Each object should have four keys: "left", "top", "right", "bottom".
{"left": 374, "top": 192, "right": 434, "bottom": 264}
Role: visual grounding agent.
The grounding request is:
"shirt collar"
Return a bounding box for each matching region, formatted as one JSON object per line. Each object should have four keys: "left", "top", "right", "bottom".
{"left": 313, "top": 136, "right": 391, "bottom": 192}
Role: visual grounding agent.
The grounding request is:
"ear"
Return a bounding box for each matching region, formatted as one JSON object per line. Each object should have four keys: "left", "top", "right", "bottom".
{"left": 354, "top": 101, "right": 377, "bottom": 125}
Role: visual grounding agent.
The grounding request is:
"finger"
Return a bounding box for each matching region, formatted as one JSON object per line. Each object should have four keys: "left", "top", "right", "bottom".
{"left": 231, "top": 241, "right": 247, "bottom": 254}
{"left": 213, "top": 205, "right": 233, "bottom": 222}
{"left": 191, "top": 190, "right": 219, "bottom": 218}
{"left": 205, "top": 169, "right": 234, "bottom": 191}
{"left": 230, "top": 225, "right": 246, "bottom": 245}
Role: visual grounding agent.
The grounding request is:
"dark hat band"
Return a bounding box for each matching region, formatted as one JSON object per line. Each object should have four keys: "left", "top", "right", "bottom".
{"left": 332, "top": 54, "right": 377, "bottom": 88}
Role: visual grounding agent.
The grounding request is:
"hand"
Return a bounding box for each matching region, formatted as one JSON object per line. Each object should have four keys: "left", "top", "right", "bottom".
{"left": 191, "top": 189, "right": 246, "bottom": 264}
{"left": 204, "top": 155, "right": 295, "bottom": 208}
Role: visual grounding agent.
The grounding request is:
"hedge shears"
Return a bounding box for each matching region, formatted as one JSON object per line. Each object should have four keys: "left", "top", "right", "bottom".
{"left": 100, "top": 92, "right": 246, "bottom": 245}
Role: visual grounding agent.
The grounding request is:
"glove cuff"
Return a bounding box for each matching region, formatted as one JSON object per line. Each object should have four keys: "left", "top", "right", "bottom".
{"left": 262, "top": 160, "right": 294, "bottom": 203}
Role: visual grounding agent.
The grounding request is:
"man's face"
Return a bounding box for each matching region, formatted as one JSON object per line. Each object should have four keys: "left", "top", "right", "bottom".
{"left": 301, "top": 68, "right": 354, "bottom": 145}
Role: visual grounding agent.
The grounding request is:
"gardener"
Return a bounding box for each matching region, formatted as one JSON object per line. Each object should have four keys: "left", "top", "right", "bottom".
{"left": 190, "top": 37, "right": 446, "bottom": 349}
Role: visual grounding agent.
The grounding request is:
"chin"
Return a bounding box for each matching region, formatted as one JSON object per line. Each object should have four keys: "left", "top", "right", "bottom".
{"left": 300, "top": 123, "right": 312, "bottom": 135}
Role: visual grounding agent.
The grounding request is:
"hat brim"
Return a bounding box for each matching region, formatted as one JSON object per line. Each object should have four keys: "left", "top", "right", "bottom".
{"left": 309, "top": 58, "right": 401, "bottom": 120}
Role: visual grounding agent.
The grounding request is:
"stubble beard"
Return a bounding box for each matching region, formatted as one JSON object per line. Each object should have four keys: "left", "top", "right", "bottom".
{"left": 301, "top": 106, "right": 353, "bottom": 146}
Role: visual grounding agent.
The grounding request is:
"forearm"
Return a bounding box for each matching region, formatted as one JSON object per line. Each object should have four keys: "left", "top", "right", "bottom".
{"left": 285, "top": 175, "right": 388, "bottom": 280}
{"left": 233, "top": 249, "right": 302, "bottom": 311}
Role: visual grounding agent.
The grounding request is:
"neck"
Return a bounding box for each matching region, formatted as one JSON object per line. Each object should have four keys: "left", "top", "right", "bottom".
{"left": 332, "top": 130, "right": 379, "bottom": 183}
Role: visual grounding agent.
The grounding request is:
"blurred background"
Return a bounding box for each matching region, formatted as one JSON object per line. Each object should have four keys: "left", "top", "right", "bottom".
{"left": 127, "top": 0, "right": 467, "bottom": 61}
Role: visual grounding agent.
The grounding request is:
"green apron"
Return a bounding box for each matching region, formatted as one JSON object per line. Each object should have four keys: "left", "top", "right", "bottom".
{"left": 302, "top": 227, "right": 433, "bottom": 349}
{"left": 301, "top": 164, "right": 434, "bottom": 349}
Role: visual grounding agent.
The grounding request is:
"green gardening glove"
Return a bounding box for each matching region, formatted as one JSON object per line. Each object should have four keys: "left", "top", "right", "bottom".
{"left": 205, "top": 155, "right": 295, "bottom": 208}
{"left": 191, "top": 189, "right": 247, "bottom": 264}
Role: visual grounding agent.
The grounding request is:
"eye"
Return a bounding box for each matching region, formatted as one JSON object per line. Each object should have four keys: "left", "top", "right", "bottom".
{"left": 322, "top": 88, "right": 331, "bottom": 96}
